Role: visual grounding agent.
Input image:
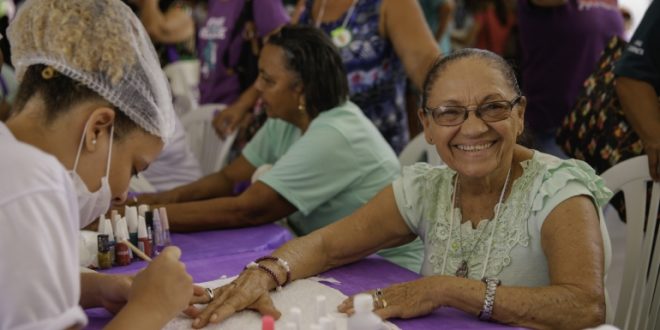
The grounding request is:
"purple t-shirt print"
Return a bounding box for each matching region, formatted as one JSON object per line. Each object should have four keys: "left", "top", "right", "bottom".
{"left": 197, "top": 0, "right": 289, "bottom": 105}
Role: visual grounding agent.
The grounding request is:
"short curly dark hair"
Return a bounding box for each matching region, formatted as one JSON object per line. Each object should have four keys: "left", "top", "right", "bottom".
{"left": 266, "top": 25, "right": 349, "bottom": 118}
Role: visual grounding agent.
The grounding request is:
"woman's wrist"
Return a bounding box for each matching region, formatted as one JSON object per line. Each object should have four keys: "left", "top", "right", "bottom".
{"left": 255, "top": 256, "right": 291, "bottom": 286}
{"left": 80, "top": 272, "right": 107, "bottom": 308}
{"left": 242, "top": 267, "right": 279, "bottom": 291}
{"left": 240, "top": 255, "right": 292, "bottom": 292}
{"left": 162, "top": 189, "right": 182, "bottom": 204}
{"left": 426, "top": 275, "right": 450, "bottom": 307}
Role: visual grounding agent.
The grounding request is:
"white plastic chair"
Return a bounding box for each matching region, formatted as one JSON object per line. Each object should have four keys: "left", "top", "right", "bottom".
{"left": 399, "top": 133, "right": 444, "bottom": 167}
{"left": 600, "top": 155, "right": 660, "bottom": 330}
{"left": 164, "top": 60, "right": 200, "bottom": 116}
{"left": 180, "top": 104, "right": 237, "bottom": 176}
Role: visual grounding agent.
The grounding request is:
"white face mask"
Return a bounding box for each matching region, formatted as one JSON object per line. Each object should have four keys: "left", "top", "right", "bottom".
{"left": 69, "top": 120, "right": 114, "bottom": 228}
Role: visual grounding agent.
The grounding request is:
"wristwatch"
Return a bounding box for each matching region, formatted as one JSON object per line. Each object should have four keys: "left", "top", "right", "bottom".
{"left": 479, "top": 277, "right": 501, "bottom": 321}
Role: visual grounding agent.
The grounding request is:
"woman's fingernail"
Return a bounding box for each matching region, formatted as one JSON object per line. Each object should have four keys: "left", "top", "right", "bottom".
{"left": 210, "top": 313, "right": 218, "bottom": 322}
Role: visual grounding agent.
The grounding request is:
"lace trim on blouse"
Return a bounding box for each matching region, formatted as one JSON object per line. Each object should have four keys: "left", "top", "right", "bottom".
{"left": 412, "top": 154, "right": 611, "bottom": 279}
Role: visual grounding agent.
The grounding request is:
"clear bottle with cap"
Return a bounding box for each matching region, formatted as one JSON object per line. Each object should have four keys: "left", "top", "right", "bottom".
{"left": 315, "top": 295, "right": 327, "bottom": 322}
{"left": 138, "top": 204, "right": 149, "bottom": 218}
{"left": 290, "top": 307, "right": 302, "bottom": 329}
{"left": 152, "top": 210, "right": 164, "bottom": 254}
{"left": 347, "top": 294, "right": 384, "bottom": 330}
{"left": 137, "top": 214, "right": 152, "bottom": 257}
{"left": 319, "top": 316, "right": 335, "bottom": 330}
{"left": 158, "top": 207, "right": 171, "bottom": 246}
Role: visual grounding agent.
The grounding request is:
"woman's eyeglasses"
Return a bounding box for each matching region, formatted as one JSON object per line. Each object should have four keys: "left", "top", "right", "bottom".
{"left": 424, "top": 96, "right": 522, "bottom": 126}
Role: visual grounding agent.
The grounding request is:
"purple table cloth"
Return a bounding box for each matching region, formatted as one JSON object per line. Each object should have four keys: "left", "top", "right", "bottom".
{"left": 86, "top": 231, "right": 526, "bottom": 329}
{"left": 97, "top": 223, "right": 293, "bottom": 275}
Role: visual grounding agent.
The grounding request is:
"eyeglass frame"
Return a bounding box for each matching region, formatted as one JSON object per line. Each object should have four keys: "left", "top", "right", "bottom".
{"left": 423, "top": 95, "right": 523, "bottom": 127}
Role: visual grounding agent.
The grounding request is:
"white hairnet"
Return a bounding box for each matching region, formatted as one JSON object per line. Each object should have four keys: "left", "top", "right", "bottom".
{"left": 7, "top": 0, "right": 175, "bottom": 143}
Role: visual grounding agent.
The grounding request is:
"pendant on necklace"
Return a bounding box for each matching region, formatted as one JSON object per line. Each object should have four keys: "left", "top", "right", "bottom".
{"left": 455, "top": 260, "right": 469, "bottom": 278}
{"left": 331, "top": 26, "right": 352, "bottom": 48}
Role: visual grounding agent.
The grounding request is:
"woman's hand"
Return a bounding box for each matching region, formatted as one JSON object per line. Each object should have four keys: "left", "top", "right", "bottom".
{"left": 80, "top": 273, "right": 132, "bottom": 312}
{"left": 98, "top": 274, "right": 133, "bottom": 314}
{"left": 104, "top": 247, "right": 195, "bottom": 329}
{"left": 128, "top": 247, "right": 194, "bottom": 320}
{"left": 338, "top": 277, "right": 440, "bottom": 320}
{"left": 212, "top": 103, "right": 252, "bottom": 139}
{"left": 187, "top": 269, "right": 281, "bottom": 329}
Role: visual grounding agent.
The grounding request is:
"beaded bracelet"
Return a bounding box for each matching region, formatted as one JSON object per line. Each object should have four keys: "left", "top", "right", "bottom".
{"left": 245, "top": 261, "right": 284, "bottom": 291}
{"left": 255, "top": 256, "right": 291, "bottom": 286}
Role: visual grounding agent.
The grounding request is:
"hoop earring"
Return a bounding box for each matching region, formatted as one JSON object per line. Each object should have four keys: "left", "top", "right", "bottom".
{"left": 41, "top": 66, "right": 55, "bottom": 79}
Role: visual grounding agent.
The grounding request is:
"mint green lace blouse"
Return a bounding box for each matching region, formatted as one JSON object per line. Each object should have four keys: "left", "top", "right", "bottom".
{"left": 392, "top": 152, "right": 613, "bottom": 286}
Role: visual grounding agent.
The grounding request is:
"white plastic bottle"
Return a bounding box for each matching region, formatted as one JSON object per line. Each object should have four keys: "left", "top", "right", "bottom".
{"left": 347, "top": 294, "right": 384, "bottom": 330}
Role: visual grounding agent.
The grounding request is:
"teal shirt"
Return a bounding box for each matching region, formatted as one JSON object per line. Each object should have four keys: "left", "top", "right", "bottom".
{"left": 242, "top": 101, "right": 424, "bottom": 271}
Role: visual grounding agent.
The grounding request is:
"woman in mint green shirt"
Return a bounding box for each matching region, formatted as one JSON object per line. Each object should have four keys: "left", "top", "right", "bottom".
{"left": 191, "top": 48, "right": 612, "bottom": 330}
{"left": 139, "top": 26, "right": 423, "bottom": 271}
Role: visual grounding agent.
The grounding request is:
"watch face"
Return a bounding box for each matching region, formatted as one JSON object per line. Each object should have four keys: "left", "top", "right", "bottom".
{"left": 483, "top": 277, "right": 501, "bottom": 286}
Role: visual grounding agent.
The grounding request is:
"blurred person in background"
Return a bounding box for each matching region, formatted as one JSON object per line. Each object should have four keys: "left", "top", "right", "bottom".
{"left": 216, "top": 0, "right": 440, "bottom": 154}
{"left": 517, "top": 0, "right": 624, "bottom": 157}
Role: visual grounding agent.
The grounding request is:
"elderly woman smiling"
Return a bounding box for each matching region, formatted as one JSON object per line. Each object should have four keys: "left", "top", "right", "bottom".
{"left": 188, "top": 49, "right": 613, "bottom": 330}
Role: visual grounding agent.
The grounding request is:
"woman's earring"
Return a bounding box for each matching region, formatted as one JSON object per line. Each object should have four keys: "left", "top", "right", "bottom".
{"left": 41, "top": 66, "right": 55, "bottom": 79}
{"left": 92, "top": 139, "right": 97, "bottom": 145}
{"left": 298, "top": 103, "right": 305, "bottom": 113}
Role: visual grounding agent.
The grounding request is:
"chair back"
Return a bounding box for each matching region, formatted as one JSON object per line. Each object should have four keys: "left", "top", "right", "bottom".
{"left": 164, "top": 60, "right": 200, "bottom": 116}
{"left": 601, "top": 155, "right": 660, "bottom": 330}
{"left": 399, "top": 133, "right": 444, "bottom": 167}
{"left": 180, "top": 104, "right": 237, "bottom": 176}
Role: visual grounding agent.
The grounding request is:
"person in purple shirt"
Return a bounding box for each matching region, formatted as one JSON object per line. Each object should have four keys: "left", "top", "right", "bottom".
{"left": 517, "top": 0, "right": 623, "bottom": 157}
{"left": 196, "top": 0, "right": 289, "bottom": 120}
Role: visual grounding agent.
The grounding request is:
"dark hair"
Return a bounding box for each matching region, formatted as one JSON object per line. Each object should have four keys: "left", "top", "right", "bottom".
{"left": 12, "top": 64, "right": 140, "bottom": 139}
{"left": 266, "top": 25, "right": 349, "bottom": 118}
{"left": 421, "top": 48, "right": 521, "bottom": 110}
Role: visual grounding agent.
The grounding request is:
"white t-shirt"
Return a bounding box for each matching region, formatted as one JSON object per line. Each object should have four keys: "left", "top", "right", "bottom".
{"left": 0, "top": 122, "right": 87, "bottom": 330}
{"left": 140, "top": 115, "right": 202, "bottom": 191}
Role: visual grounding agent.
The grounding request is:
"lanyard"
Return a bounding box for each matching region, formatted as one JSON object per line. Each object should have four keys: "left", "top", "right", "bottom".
{"left": 315, "top": 0, "right": 358, "bottom": 29}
